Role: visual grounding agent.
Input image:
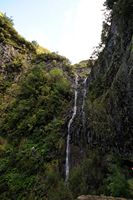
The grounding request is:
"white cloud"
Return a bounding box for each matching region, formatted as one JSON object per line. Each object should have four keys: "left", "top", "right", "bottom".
{"left": 58, "top": 0, "right": 104, "bottom": 63}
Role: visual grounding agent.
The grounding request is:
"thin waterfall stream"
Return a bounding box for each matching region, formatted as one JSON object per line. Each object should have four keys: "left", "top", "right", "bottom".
{"left": 65, "top": 74, "right": 78, "bottom": 182}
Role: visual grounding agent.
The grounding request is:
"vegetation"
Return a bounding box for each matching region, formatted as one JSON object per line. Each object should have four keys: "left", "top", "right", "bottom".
{"left": 0, "top": 12, "right": 74, "bottom": 199}
{"left": 104, "top": 0, "right": 118, "bottom": 9}
{"left": 69, "top": 150, "right": 133, "bottom": 199}
{"left": 31, "top": 40, "right": 50, "bottom": 54}
{"left": 0, "top": 62, "right": 72, "bottom": 199}
{"left": 0, "top": 13, "right": 35, "bottom": 52}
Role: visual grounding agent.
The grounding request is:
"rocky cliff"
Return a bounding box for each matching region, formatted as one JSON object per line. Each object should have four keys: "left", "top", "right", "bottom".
{"left": 86, "top": 0, "right": 133, "bottom": 159}
{"left": 68, "top": 0, "right": 133, "bottom": 198}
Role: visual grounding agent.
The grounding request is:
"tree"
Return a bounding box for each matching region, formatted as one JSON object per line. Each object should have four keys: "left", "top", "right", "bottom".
{"left": 3, "top": 13, "right": 14, "bottom": 26}
{"left": 31, "top": 40, "right": 38, "bottom": 47}
{"left": 106, "top": 164, "right": 130, "bottom": 197}
{"left": 104, "top": 0, "right": 118, "bottom": 9}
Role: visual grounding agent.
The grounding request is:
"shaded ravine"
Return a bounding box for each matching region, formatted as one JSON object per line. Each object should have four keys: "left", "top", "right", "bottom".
{"left": 65, "top": 75, "right": 88, "bottom": 181}
{"left": 65, "top": 74, "right": 78, "bottom": 182}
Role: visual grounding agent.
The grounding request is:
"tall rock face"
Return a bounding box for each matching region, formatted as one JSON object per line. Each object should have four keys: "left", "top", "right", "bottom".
{"left": 87, "top": 0, "right": 133, "bottom": 159}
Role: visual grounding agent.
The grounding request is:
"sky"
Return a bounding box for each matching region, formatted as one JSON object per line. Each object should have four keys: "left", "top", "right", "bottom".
{"left": 0, "top": 0, "right": 105, "bottom": 63}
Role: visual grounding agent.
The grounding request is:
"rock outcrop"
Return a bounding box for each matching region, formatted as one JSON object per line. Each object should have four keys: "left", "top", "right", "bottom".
{"left": 86, "top": 0, "right": 133, "bottom": 160}
{"left": 77, "top": 195, "right": 128, "bottom": 200}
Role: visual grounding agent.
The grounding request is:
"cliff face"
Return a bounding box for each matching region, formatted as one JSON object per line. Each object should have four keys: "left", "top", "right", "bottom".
{"left": 0, "top": 42, "right": 34, "bottom": 91}
{"left": 86, "top": 0, "right": 133, "bottom": 159}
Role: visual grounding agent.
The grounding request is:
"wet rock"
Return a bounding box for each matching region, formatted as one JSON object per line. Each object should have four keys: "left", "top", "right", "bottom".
{"left": 86, "top": 0, "right": 133, "bottom": 160}
{"left": 77, "top": 195, "right": 128, "bottom": 200}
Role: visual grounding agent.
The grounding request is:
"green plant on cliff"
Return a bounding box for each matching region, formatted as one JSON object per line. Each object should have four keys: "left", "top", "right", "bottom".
{"left": 0, "top": 12, "right": 35, "bottom": 52}
{"left": 68, "top": 149, "right": 133, "bottom": 198}
{"left": 105, "top": 163, "right": 130, "bottom": 198}
{"left": 69, "top": 149, "right": 110, "bottom": 198}
{"left": 0, "top": 58, "right": 72, "bottom": 199}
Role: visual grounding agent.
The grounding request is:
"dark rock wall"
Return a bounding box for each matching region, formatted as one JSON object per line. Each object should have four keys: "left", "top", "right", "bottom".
{"left": 86, "top": 0, "right": 133, "bottom": 159}
{"left": 0, "top": 42, "right": 33, "bottom": 84}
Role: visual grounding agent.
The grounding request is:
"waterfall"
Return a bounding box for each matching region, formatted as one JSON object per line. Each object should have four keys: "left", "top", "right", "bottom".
{"left": 65, "top": 74, "right": 78, "bottom": 182}
{"left": 82, "top": 77, "right": 87, "bottom": 129}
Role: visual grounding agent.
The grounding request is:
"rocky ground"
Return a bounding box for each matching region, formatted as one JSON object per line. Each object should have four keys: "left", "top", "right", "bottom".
{"left": 77, "top": 195, "right": 128, "bottom": 200}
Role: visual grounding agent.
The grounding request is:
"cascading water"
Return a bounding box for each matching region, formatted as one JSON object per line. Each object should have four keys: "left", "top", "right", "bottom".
{"left": 65, "top": 74, "right": 78, "bottom": 182}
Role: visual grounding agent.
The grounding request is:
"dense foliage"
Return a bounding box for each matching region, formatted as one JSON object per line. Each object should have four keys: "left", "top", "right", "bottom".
{"left": 0, "top": 12, "right": 74, "bottom": 199}
{"left": 68, "top": 149, "right": 133, "bottom": 199}
{"left": 0, "top": 63, "right": 73, "bottom": 199}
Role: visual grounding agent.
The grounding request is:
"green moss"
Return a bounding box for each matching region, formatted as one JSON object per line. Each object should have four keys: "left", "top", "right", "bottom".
{"left": 88, "top": 76, "right": 104, "bottom": 101}
{"left": 131, "top": 35, "right": 133, "bottom": 53}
